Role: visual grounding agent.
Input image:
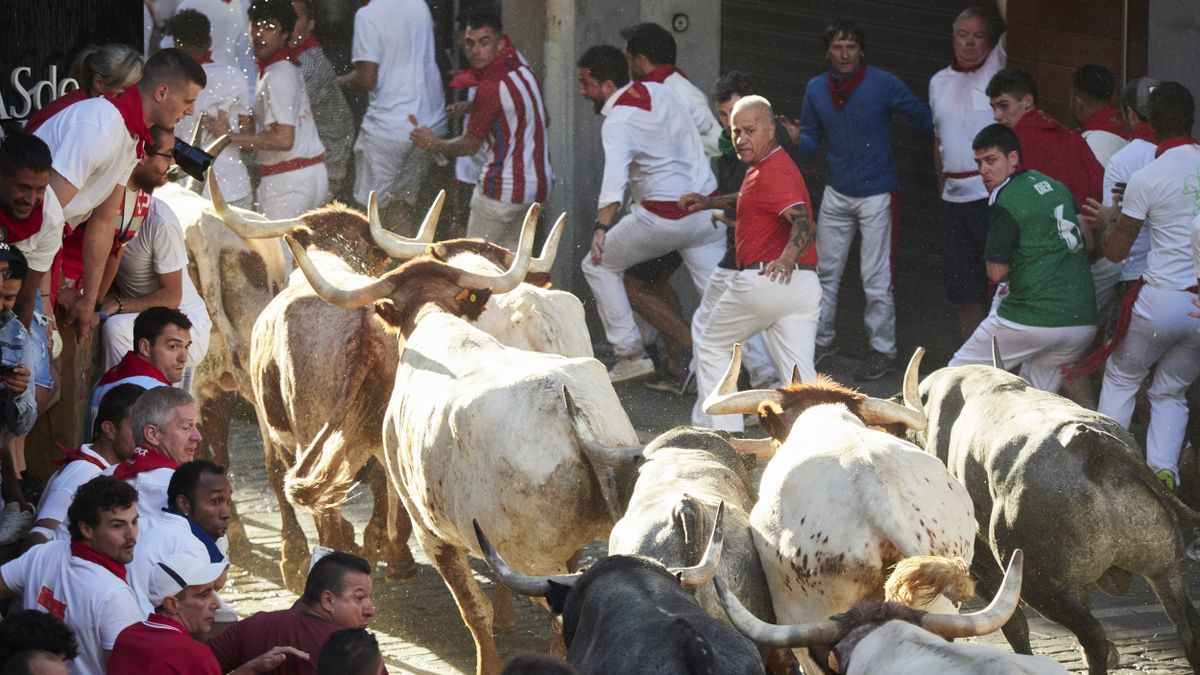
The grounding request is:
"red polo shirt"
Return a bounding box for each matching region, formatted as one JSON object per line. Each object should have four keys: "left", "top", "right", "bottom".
{"left": 107, "top": 614, "right": 221, "bottom": 674}
{"left": 1014, "top": 109, "right": 1104, "bottom": 204}
{"left": 735, "top": 147, "right": 817, "bottom": 268}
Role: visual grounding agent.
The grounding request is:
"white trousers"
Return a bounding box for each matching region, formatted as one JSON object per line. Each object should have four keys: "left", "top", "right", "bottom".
{"left": 101, "top": 305, "right": 213, "bottom": 372}
{"left": 353, "top": 127, "right": 441, "bottom": 209}
{"left": 1097, "top": 285, "right": 1200, "bottom": 480}
{"left": 949, "top": 314, "right": 1094, "bottom": 393}
{"left": 690, "top": 266, "right": 780, "bottom": 398}
{"left": 258, "top": 162, "right": 329, "bottom": 219}
{"left": 816, "top": 187, "right": 895, "bottom": 355}
{"left": 692, "top": 269, "right": 821, "bottom": 432}
{"left": 581, "top": 205, "right": 724, "bottom": 358}
{"left": 466, "top": 186, "right": 532, "bottom": 250}
{"left": 1091, "top": 258, "right": 1122, "bottom": 319}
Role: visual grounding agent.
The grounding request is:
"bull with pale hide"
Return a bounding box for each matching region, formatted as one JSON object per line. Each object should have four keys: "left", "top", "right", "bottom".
{"left": 718, "top": 549, "right": 1067, "bottom": 674}
{"left": 704, "top": 345, "right": 977, "bottom": 669}
{"left": 286, "top": 217, "right": 643, "bottom": 675}
{"left": 477, "top": 503, "right": 766, "bottom": 675}
{"left": 914, "top": 354, "right": 1200, "bottom": 674}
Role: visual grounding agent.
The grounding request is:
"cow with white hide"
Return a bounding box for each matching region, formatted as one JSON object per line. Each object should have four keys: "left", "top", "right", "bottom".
{"left": 477, "top": 503, "right": 766, "bottom": 675}
{"left": 285, "top": 218, "right": 643, "bottom": 675}
{"left": 148, "top": 180, "right": 287, "bottom": 558}
{"left": 914, "top": 356, "right": 1200, "bottom": 674}
{"left": 209, "top": 169, "right": 419, "bottom": 589}
{"left": 718, "top": 549, "right": 1068, "bottom": 674}
{"left": 703, "top": 344, "right": 977, "bottom": 668}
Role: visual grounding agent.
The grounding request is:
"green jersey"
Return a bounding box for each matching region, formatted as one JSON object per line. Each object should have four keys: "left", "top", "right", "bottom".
{"left": 985, "top": 169, "right": 1096, "bottom": 327}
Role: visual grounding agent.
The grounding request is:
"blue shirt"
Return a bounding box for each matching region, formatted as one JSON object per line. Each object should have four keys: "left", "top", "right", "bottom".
{"left": 799, "top": 66, "right": 933, "bottom": 197}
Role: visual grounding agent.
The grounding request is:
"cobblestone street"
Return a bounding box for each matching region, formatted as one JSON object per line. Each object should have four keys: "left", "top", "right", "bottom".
{"left": 216, "top": 350, "right": 1199, "bottom": 674}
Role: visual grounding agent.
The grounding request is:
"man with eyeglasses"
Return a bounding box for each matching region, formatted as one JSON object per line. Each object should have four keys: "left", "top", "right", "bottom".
{"left": 92, "top": 126, "right": 211, "bottom": 389}
{"left": 208, "top": 0, "right": 327, "bottom": 222}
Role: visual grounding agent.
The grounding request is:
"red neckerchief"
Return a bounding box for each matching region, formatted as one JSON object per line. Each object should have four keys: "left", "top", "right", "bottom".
{"left": 638, "top": 64, "right": 686, "bottom": 84}
{"left": 1155, "top": 135, "right": 1198, "bottom": 158}
{"left": 256, "top": 47, "right": 300, "bottom": 77}
{"left": 1130, "top": 123, "right": 1156, "bottom": 143}
{"left": 102, "top": 85, "right": 152, "bottom": 158}
{"left": 113, "top": 445, "right": 179, "bottom": 481}
{"left": 197, "top": 50, "right": 213, "bottom": 65}
{"left": 0, "top": 203, "right": 44, "bottom": 244}
{"left": 1081, "top": 106, "right": 1130, "bottom": 139}
{"left": 950, "top": 53, "right": 988, "bottom": 73}
{"left": 70, "top": 540, "right": 127, "bottom": 582}
{"left": 448, "top": 38, "right": 518, "bottom": 90}
{"left": 613, "top": 82, "right": 652, "bottom": 112}
{"left": 827, "top": 64, "right": 866, "bottom": 111}
{"left": 23, "top": 88, "right": 88, "bottom": 133}
{"left": 96, "top": 351, "right": 171, "bottom": 387}
{"left": 51, "top": 441, "right": 108, "bottom": 471}
{"left": 292, "top": 35, "right": 322, "bottom": 56}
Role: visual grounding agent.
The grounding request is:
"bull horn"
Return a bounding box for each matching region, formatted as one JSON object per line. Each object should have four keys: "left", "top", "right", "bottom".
{"left": 991, "top": 335, "right": 1005, "bottom": 371}
{"left": 369, "top": 190, "right": 444, "bottom": 258}
{"left": 208, "top": 166, "right": 302, "bottom": 238}
{"left": 473, "top": 520, "right": 581, "bottom": 597}
{"left": 726, "top": 437, "right": 777, "bottom": 460}
{"left": 902, "top": 347, "right": 924, "bottom": 413}
{"left": 453, "top": 202, "right": 537, "bottom": 293}
{"left": 703, "top": 343, "right": 783, "bottom": 415}
{"left": 791, "top": 364, "right": 802, "bottom": 385}
{"left": 202, "top": 132, "right": 231, "bottom": 158}
{"left": 529, "top": 212, "right": 566, "bottom": 274}
{"left": 668, "top": 502, "right": 725, "bottom": 589}
{"left": 859, "top": 398, "right": 927, "bottom": 431}
{"left": 285, "top": 235, "right": 395, "bottom": 308}
{"left": 920, "top": 549, "right": 1024, "bottom": 639}
{"left": 189, "top": 112, "right": 205, "bottom": 147}
{"left": 714, "top": 576, "right": 840, "bottom": 648}
{"left": 564, "top": 387, "right": 641, "bottom": 467}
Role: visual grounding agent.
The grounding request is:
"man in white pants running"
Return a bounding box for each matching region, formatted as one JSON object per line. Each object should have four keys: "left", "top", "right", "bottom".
{"left": 1084, "top": 81, "right": 1200, "bottom": 492}
{"left": 576, "top": 45, "right": 724, "bottom": 383}
{"left": 683, "top": 96, "right": 820, "bottom": 432}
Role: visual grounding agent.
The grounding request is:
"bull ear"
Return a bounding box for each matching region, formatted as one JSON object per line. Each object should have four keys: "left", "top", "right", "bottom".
{"left": 758, "top": 401, "right": 790, "bottom": 442}
{"left": 545, "top": 580, "right": 571, "bottom": 615}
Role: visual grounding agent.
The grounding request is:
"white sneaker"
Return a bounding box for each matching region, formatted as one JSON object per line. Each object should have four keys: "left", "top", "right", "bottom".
{"left": 608, "top": 356, "right": 655, "bottom": 383}
{"left": 0, "top": 503, "right": 33, "bottom": 545}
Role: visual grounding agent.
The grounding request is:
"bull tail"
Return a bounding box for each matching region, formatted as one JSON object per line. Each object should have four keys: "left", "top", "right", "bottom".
{"left": 885, "top": 555, "right": 975, "bottom": 610}
{"left": 673, "top": 494, "right": 707, "bottom": 568}
{"left": 672, "top": 617, "right": 717, "bottom": 675}
{"left": 284, "top": 424, "right": 358, "bottom": 510}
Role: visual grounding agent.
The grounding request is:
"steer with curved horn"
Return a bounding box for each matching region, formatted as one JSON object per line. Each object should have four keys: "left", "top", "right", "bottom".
{"left": 714, "top": 551, "right": 1064, "bottom": 674}
{"left": 704, "top": 343, "right": 928, "bottom": 442}
{"left": 369, "top": 193, "right": 567, "bottom": 277}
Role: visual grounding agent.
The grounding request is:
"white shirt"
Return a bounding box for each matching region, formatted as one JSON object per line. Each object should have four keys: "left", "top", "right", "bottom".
{"left": 930, "top": 40, "right": 1006, "bottom": 202}
{"left": 1084, "top": 129, "right": 1128, "bottom": 168}
{"left": 176, "top": 62, "right": 253, "bottom": 203}
{"left": 1192, "top": 213, "right": 1200, "bottom": 283}
{"left": 116, "top": 198, "right": 209, "bottom": 330}
{"left": 255, "top": 59, "right": 325, "bottom": 167}
{"left": 1102, "top": 137, "right": 1157, "bottom": 281}
{"left": 12, "top": 186, "right": 65, "bottom": 273}
{"left": 102, "top": 464, "right": 174, "bottom": 521}
{"left": 659, "top": 71, "right": 721, "bottom": 157}
{"left": 36, "top": 445, "right": 111, "bottom": 541}
{"left": 598, "top": 81, "right": 717, "bottom": 208}
{"left": 1122, "top": 143, "right": 1200, "bottom": 290}
{"left": 33, "top": 96, "right": 139, "bottom": 226}
{"left": 352, "top": 0, "right": 446, "bottom": 139}
{"left": 125, "top": 511, "right": 229, "bottom": 617}
{"left": 0, "top": 541, "right": 142, "bottom": 675}
{"left": 162, "top": 0, "right": 255, "bottom": 101}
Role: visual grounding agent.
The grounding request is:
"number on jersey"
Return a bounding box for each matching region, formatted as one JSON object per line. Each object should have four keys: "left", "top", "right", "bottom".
{"left": 1054, "top": 204, "right": 1083, "bottom": 253}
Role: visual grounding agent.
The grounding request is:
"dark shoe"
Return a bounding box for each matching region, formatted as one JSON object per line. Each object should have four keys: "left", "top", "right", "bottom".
{"left": 814, "top": 344, "right": 838, "bottom": 369}
{"left": 855, "top": 350, "right": 896, "bottom": 382}
{"left": 19, "top": 472, "right": 43, "bottom": 507}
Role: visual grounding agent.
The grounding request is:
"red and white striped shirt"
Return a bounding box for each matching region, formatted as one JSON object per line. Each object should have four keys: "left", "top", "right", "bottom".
{"left": 465, "top": 46, "right": 553, "bottom": 204}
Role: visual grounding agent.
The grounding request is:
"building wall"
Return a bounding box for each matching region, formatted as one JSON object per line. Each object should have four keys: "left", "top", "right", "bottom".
{"left": 1006, "top": 0, "right": 1148, "bottom": 127}
{"left": 1147, "top": 0, "right": 1200, "bottom": 136}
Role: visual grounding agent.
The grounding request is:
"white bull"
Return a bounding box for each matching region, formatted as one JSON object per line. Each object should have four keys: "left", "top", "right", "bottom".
{"left": 704, "top": 346, "right": 977, "bottom": 669}
{"left": 286, "top": 218, "right": 642, "bottom": 675}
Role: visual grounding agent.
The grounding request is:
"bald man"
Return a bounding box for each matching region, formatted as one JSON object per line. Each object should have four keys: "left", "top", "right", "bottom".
{"left": 681, "top": 95, "right": 821, "bottom": 432}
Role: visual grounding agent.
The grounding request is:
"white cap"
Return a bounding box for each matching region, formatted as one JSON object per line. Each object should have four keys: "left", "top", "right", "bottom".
{"left": 148, "top": 554, "right": 228, "bottom": 608}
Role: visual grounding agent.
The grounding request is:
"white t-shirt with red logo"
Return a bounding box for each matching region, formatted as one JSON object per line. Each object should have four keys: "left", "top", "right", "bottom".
{"left": 32, "top": 96, "right": 140, "bottom": 227}
{"left": 1121, "top": 143, "right": 1200, "bottom": 290}
{"left": 255, "top": 60, "right": 325, "bottom": 168}
{"left": 36, "top": 445, "right": 111, "bottom": 541}
{"left": 0, "top": 541, "right": 142, "bottom": 675}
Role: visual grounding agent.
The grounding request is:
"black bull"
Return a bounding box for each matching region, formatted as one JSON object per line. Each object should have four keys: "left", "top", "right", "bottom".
{"left": 914, "top": 364, "right": 1200, "bottom": 674}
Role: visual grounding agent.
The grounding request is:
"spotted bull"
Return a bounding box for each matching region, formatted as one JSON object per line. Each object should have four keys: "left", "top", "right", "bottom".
{"left": 914, "top": 357, "right": 1200, "bottom": 674}
{"left": 286, "top": 218, "right": 643, "bottom": 675}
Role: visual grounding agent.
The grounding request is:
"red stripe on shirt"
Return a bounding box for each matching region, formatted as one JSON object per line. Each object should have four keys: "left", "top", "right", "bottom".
{"left": 517, "top": 68, "right": 551, "bottom": 202}
{"left": 503, "top": 76, "right": 527, "bottom": 204}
